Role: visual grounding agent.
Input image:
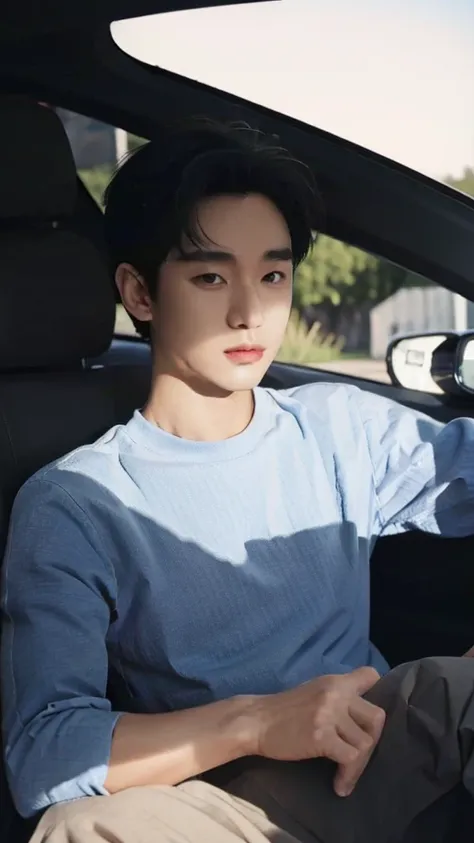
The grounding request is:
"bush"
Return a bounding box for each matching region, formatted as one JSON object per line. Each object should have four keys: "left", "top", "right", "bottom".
{"left": 78, "top": 165, "right": 113, "bottom": 207}
{"left": 276, "top": 310, "right": 344, "bottom": 366}
{"left": 79, "top": 137, "right": 147, "bottom": 207}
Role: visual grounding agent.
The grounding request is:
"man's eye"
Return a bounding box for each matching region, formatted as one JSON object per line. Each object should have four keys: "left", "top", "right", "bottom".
{"left": 263, "top": 271, "right": 286, "bottom": 284}
{"left": 195, "top": 273, "right": 225, "bottom": 286}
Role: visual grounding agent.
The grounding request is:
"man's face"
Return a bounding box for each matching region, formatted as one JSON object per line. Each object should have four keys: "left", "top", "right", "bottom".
{"left": 151, "top": 193, "right": 293, "bottom": 394}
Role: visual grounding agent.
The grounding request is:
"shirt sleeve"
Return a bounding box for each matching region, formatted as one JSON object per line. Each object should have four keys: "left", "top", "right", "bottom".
{"left": 1, "top": 477, "right": 123, "bottom": 818}
{"left": 354, "top": 388, "right": 474, "bottom": 536}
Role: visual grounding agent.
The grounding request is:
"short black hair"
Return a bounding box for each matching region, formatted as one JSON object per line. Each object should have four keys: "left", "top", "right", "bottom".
{"left": 104, "top": 120, "right": 323, "bottom": 339}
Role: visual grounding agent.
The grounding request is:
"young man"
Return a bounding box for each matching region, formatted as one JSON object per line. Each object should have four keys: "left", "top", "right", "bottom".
{"left": 2, "top": 122, "right": 474, "bottom": 843}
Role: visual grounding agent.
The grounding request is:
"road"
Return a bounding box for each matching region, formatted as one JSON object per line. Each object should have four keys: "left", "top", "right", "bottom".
{"left": 312, "top": 358, "right": 390, "bottom": 383}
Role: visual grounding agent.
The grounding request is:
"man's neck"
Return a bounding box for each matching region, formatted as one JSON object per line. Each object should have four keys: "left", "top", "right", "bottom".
{"left": 142, "top": 375, "right": 255, "bottom": 442}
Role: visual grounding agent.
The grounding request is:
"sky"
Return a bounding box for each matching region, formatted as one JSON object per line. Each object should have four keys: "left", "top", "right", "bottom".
{"left": 112, "top": 0, "right": 474, "bottom": 183}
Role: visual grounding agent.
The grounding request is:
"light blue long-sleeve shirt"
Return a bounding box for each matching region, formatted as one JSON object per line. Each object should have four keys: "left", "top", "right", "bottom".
{"left": 2, "top": 382, "right": 474, "bottom": 818}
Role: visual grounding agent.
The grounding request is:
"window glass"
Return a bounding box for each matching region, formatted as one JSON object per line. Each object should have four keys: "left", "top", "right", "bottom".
{"left": 56, "top": 108, "right": 146, "bottom": 208}
{"left": 281, "top": 233, "right": 471, "bottom": 388}
{"left": 112, "top": 0, "right": 474, "bottom": 190}
{"left": 55, "top": 109, "right": 145, "bottom": 336}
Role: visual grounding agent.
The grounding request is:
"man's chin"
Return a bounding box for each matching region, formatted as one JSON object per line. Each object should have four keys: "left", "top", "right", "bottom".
{"left": 179, "top": 373, "right": 259, "bottom": 399}
{"left": 180, "top": 359, "right": 272, "bottom": 396}
{"left": 218, "top": 364, "right": 270, "bottom": 393}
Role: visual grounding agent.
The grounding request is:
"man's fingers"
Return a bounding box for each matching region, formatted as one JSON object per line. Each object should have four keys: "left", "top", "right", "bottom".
{"left": 344, "top": 666, "right": 381, "bottom": 696}
{"left": 349, "top": 696, "right": 386, "bottom": 738}
{"left": 334, "top": 746, "right": 373, "bottom": 798}
{"left": 334, "top": 700, "right": 385, "bottom": 797}
{"left": 317, "top": 729, "right": 359, "bottom": 767}
{"left": 337, "top": 715, "right": 373, "bottom": 752}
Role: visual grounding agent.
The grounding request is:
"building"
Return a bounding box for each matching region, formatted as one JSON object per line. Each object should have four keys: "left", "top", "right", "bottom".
{"left": 370, "top": 286, "right": 474, "bottom": 359}
{"left": 55, "top": 108, "right": 126, "bottom": 169}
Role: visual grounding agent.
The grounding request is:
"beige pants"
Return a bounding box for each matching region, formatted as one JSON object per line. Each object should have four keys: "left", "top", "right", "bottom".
{"left": 30, "top": 658, "right": 474, "bottom": 843}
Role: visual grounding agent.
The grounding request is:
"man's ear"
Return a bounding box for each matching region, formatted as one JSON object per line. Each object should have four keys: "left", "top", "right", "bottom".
{"left": 115, "top": 263, "right": 154, "bottom": 325}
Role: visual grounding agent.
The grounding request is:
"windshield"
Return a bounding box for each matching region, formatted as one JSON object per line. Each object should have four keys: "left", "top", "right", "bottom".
{"left": 112, "top": 0, "right": 474, "bottom": 189}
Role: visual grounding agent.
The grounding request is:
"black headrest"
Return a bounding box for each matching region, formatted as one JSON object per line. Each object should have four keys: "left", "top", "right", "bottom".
{"left": 0, "top": 230, "right": 115, "bottom": 370}
{"left": 0, "top": 99, "right": 115, "bottom": 369}
{"left": 0, "top": 98, "right": 77, "bottom": 220}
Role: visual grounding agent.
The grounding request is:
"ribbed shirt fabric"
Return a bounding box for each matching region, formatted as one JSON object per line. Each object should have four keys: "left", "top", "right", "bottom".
{"left": 3, "top": 382, "right": 474, "bottom": 817}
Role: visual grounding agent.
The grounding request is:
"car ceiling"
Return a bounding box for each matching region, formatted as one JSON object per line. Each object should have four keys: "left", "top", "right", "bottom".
{"left": 1, "top": 0, "right": 474, "bottom": 303}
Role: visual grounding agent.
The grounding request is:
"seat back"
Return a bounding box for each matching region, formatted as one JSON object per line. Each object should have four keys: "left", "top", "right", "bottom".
{"left": 0, "top": 97, "right": 147, "bottom": 841}
{"left": 0, "top": 99, "right": 119, "bottom": 544}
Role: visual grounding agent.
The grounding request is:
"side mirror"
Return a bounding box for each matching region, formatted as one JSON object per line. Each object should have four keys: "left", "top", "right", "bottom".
{"left": 386, "top": 331, "right": 474, "bottom": 397}
{"left": 457, "top": 336, "right": 474, "bottom": 394}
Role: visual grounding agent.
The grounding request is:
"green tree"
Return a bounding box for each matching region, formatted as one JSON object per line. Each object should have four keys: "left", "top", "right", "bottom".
{"left": 294, "top": 165, "right": 473, "bottom": 327}
{"left": 294, "top": 236, "right": 377, "bottom": 310}
{"left": 294, "top": 235, "right": 420, "bottom": 312}
{"left": 293, "top": 235, "right": 426, "bottom": 349}
{"left": 446, "top": 167, "right": 474, "bottom": 198}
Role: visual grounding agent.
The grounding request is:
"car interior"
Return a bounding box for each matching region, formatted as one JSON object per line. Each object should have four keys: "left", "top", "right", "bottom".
{"left": 1, "top": 2, "right": 474, "bottom": 841}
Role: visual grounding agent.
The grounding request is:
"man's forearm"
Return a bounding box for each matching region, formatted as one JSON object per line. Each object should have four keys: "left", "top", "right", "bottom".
{"left": 105, "top": 669, "right": 385, "bottom": 797}
{"left": 105, "top": 695, "right": 259, "bottom": 793}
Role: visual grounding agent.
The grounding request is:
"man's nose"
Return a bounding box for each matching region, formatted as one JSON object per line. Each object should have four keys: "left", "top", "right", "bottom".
{"left": 226, "top": 286, "right": 263, "bottom": 330}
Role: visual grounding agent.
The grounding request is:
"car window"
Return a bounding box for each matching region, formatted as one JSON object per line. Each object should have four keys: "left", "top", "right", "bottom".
{"left": 55, "top": 109, "right": 145, "bottom": 336}
{"left": 279, "top": 234, "right": 473, "bottom": 386}
{"left": 56, "top": 108, "right": 146, "bottom": 207}
{"left": 112, "top": 0, "right": 474, "bottom": 192}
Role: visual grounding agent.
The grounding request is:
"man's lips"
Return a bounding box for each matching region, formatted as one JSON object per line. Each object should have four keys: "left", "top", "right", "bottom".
{"left": 224, "top": 346, "right": 265, "bottom": 364}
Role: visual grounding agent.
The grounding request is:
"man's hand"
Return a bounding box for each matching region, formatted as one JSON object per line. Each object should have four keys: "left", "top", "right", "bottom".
{"left": 253, "top": 667, "right": 386, "bottom": 797}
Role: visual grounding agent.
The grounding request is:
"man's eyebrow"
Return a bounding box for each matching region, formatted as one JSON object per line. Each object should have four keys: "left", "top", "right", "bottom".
{"left": 263, "top": 248, "right": 293, "bottom": 262}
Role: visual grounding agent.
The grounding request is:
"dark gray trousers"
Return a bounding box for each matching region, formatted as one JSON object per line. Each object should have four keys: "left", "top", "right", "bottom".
{"left": 207, "top": 657, "right": 474, "bottom": 843}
